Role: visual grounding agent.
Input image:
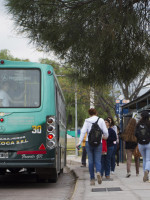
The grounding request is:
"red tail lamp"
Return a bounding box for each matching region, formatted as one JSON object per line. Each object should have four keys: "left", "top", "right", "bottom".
{"left": 47, "top": 134, "right": 54, "bottom": 140}
{"left": 0, "top": 118, "right": 4, "bottom": 122}
{"left": 47, "top": 70, "right": 51, "bottom": 75}
{"left": 0, "top": 60, "right": 4, "bottom": 64}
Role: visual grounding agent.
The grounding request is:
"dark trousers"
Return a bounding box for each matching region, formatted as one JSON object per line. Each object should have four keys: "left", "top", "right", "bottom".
{"left": 101, "top": 146, "right": 114, "bottom": 176}
{"left": 111, "top": 144, "right": 117, "bottom": 171}
{"left": 116, "top": 149, "right": 119, "bottom": 165}
{"left": 81, "top": 146, "right": 87, "bottom": 165}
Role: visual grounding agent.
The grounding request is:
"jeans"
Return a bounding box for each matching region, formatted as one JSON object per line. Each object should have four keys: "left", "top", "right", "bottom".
{"left": 86, "top": 141, "right": 102, "bottom": 180}
{"left": 101, "top": 146, "right": 114, "bottom": 177}
{"left": 111, "top": 144, "right": 117, "bottom": 172}
{"left": 138, "top": 143, "right": 150, "bottom": 172}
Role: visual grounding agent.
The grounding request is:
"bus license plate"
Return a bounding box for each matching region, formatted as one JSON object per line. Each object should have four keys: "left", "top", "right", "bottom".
{"left": 0, "top": 152, "right": 8, "bottom": 159}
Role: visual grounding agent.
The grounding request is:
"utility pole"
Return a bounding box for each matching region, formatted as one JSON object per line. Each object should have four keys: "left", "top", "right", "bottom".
{"left": 90, "top": 87, "right": 95, "bottom": 108}
{"left": 75, "top": 82, "right": 78, "bottom": 156}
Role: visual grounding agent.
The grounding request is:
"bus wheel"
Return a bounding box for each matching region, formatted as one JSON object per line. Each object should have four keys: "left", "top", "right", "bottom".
{"left": 60, "top": 168, "right": 63, "bottom": 173}
{"left": 36, "top": 177, "right": 46, "bottom": 183}
{"left": 48, "top": 174, "right": 58, "bottom": 183}
{"left": 36, "top": 168, "right": 58, "bottom": 183}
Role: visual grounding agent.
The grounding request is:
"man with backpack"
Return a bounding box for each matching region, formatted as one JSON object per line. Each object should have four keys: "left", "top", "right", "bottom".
{"left": 76, "top": 108, "right": 108, "bottom": 186}
{"left": 135, "top": 111, "right": 150, "bottom": 182}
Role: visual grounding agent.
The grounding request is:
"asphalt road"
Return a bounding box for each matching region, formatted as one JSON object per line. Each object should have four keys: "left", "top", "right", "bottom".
{"left": 0, "top": 167, "right": 76, "bottom": 200}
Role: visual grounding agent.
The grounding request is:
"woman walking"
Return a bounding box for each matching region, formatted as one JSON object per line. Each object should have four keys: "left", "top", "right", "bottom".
{"left": 76, "top": 108, "right": 108, "bottom": 185}
{"left": 107, "top": 117, "right": 117, "bottom": 174}
{"left": 135, "top": 111, "right": 150, "bottom": 182}
{"left": 122, "top": 118, "right": 139, "bottom": 177}
{"left": 101, "top": 119, "right": 117, "bottom": 179}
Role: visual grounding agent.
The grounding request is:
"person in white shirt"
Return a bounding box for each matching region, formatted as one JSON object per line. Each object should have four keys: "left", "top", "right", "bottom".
{"left": 76, "top": 108, "right": 108, "bottom": 186}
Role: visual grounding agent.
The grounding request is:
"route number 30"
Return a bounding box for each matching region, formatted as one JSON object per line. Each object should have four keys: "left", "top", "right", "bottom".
{"left": 32, "top": 125, "right": 42, "bottom": 134}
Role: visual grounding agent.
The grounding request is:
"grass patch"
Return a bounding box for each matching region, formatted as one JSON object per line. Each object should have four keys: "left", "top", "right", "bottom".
{"left": 67, "top": 137, "right": 82, "bottom": 155}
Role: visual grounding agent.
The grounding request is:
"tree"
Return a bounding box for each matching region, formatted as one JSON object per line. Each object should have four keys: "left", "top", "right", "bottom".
{"left": 39, "top": 58, "right": 117, "bottom": 127}
{"left": 117, "top": 69, "right": 150, "bottom": 100}
{"left": 40, "top": 58, "right": 91, "bottom": 128}
{"left": 5, "top": 0, "right": 150, "bottom": 86}
{"left": 0, "top": 49, "right": 29, "bottom": 61}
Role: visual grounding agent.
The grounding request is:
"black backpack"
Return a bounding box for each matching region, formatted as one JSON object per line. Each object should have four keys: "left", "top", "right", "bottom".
{"left": 135, "top": 123, "right": 150, "bottom": 144}
{"left": 88, "top": 118, "right": 103, "bottom": 147}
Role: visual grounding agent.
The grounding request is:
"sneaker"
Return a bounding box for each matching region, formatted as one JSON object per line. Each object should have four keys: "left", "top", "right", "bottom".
{"left": 90, "top": 179, "right": 95, "bottom": 186}
{"left": 111, "top": 171, "right": 115, "bottom": 175}
{"left": 80, "top": 164, "right": 86, "bottom": 167}
{"left": 126, "top": 173, "right": 131, "bottom": 178}
{"left": 97, "top": 172, "right": 102, "bottom": 184}
{"left": 105, "top": 175, "right": 110, "bottom": 179}
{"left": 143, "top": 170, "right": 149, "bottom": 182}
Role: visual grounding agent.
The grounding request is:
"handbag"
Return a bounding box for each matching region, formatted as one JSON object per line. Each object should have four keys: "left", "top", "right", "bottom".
{"left": 133, "top": 145, "right": 141, "bottom": 158}
{"left": 102, "top": 139, "right": 107, "bottom": 155}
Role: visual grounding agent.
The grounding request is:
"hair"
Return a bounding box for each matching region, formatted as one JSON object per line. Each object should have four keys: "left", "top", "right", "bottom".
{"left": 117, "top": 125, "right": 120, "bottom": 132}
{"left": 107, "top": 116, "right": 115, "bottom": 126}
{"left": 123, "top": 118, "right": 137, "bottom": 142}
{"left": 88, "top": 108, "right": 97, "bottom": 116}
{"left": 104, "top": 118, "right": 110, "bottom": 127}
{"left": 137, "top": 111, "right": 150, "bottom": 127}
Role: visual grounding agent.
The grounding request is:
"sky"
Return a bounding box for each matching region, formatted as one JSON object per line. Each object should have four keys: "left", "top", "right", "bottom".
{"left": 0, "top": 0, "right": 58, "bottom": 62}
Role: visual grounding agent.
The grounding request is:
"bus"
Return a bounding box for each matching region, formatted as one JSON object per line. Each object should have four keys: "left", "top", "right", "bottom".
{"left": 0, "top": 59, "right": 67, "bottom": 182}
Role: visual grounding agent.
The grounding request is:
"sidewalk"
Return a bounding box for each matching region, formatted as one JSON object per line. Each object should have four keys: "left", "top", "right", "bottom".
{"left": 67, "top": 155, "right": 150, "bottom": 200}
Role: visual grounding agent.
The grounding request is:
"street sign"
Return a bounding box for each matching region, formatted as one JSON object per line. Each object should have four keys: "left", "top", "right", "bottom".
{"left": 115, "top": 99, "right": 129, "bottom": 115}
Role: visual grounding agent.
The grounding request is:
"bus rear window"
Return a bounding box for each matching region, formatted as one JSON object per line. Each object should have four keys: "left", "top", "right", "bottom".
{"left": 0, "top": 69, "right": 41, "bottom": 108}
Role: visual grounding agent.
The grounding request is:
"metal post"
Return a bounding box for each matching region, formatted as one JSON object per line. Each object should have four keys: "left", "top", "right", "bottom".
{"left": 75, "top": 82, "right": 78, "bottom": 156}
{"left": 119, "top": 100, "right": 124, "bottom": 162}
{"left": 90, "top": 87, "right": 95, "bottom": 108}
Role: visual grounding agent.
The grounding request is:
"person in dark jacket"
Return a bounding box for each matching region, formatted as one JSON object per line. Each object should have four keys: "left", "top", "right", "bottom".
{"left": 101, "top": 119, "right": 117, "bottom": 179}
{"left": 123, "top": 118, "right": 139, "bottom": 178}
{"left": 107, "top": 116, "right": 117, "bottom": 174}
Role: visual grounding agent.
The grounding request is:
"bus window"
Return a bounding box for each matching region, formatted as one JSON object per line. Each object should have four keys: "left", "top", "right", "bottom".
{"left": 0, "top": 69, "right": 40, "bottom": 108}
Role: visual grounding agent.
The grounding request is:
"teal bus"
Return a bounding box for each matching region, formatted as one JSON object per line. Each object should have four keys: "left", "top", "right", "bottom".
{"left": 0, "top": 59, "right": 67, "bottom": 182}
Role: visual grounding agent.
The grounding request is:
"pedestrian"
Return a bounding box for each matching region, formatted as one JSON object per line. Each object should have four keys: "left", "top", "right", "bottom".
{"left": 101, "top": 118, "right": 117, "bottom": 179}
{"left": 76, "top": 108, "right": 108, "bottom": 186}
{"left": 135, "top": 111, "right": 150, "bottom": 182}
{"left": 81, "top": 133, "right": 87, "bottom": 167}
{"left": 107, "top": 116, "right": 117, "bottom": 174}
{"left": 122, "top": 118, "right": 139, "bottom": 177}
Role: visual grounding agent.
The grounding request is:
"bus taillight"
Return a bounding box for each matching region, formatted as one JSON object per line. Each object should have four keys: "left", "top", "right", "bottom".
{"left": 47, "top": 125, "right": 55, "bottom": 132}
{"left": 47, "top": 117, "right": 55, "bottom": 124}
{"left": 46, "top": 115, "right": 56, "bottom": 149}
{"left": 47, "top": 134, "right": 54, "bottom": 140}
{"left": 0, "top": 60, "right": 4, "bottom": 64}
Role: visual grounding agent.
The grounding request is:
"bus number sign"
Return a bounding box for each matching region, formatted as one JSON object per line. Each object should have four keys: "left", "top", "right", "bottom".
{"left": 32, "top": 125, "right": 42, "bottom": 134}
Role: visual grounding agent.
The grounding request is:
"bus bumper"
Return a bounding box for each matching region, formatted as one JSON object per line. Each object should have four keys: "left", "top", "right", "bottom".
{"left": 0, "top": 158, "right": 55, "bottom": 168}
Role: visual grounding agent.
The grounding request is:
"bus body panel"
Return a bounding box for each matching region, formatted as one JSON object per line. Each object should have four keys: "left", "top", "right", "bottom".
{"left": 0, "top": 60, "right": 66, "bottom": 180}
